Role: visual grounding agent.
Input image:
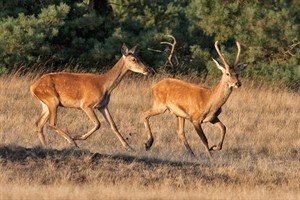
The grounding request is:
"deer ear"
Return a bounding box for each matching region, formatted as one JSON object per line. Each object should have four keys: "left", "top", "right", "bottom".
{"left": 128, "top": 45, "right": 137, "bottom": 54}
{"left": 121, "top": 44, "right": 129, "bottom": 56}
{"left": 212, "top": 58, "right": 226, "bottom": 73}
{"left": 235, "top": 63, "right": 247, "bottom": 74}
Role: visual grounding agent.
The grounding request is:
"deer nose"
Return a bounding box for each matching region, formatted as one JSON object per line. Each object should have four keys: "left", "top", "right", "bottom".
{"left": 143, "top": 68, "right": 150, "bottom": 75}
{"left": 235, "top": 81, "right": 241, "bottom": 88}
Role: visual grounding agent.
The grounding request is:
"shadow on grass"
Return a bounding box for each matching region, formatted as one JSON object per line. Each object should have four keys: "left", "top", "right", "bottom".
{"left": 0, "top": 144, "right": 200, "bottom": 167}
{"left": 2, "top": 144, "right": 296, "bottom": 187}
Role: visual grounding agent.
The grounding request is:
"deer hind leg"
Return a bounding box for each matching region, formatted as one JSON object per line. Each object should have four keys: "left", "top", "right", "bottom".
{"left": 192, "top": 121, "right": 212, "bottom": 160}
{"left": 47, "top": 99, "right": 78, "bottom": 147}
{"left": 142, "top": 102, "right": 167, "bottom": 151}
{"left": 99, "top": 107, "right": 134, "bottom": 151}
{"left": 73, "top": 106, "right": 100, "bottom": 141}
{"left": 35, "top": 102, "right": 50, "bottom": 146}
{"left": 209, "top": 117, "right": 226, "bottom": 151}
{"left": 177, "top": 116, "right": 196, "bottom": 157}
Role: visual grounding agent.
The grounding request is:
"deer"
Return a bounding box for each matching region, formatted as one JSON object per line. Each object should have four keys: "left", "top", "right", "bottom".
{"left": 31, "top": 44, "right": 148, "bottom": 150}
{"left": 143, "top": 41, "right": 246, "bottom": 159}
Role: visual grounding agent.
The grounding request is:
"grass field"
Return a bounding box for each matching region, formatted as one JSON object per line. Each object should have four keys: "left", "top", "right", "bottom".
{"left": 0, "top": 74, "right": 299, "bottom": 199}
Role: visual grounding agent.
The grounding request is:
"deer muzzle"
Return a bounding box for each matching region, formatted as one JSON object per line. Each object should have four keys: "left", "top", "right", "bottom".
{"left": 235, "top": 81, "right": 241, "bottom": 88}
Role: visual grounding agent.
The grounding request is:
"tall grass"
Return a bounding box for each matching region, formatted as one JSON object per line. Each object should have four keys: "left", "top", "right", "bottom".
{"left": 0, "top": 74, "right": 299, "bottom": 199}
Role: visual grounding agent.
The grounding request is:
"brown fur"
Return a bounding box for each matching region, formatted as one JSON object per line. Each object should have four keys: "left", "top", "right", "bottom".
{"left": 31, "top": 45, "right": 148, "bottom": 149}
{"left": 143, "top": 41, "right": 246, "bottom": 159}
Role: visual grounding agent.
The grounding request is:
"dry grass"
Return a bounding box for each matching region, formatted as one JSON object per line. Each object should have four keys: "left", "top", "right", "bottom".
{"left": 0, "top": 74, "right": 299, "bottom": 200}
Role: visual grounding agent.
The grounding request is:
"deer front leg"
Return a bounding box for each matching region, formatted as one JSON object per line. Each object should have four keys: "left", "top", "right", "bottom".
{"left": 100, "top": 107, "right": 134, "bottom": 151}
{"left": 209, "top": 117, "right": 226, "bottom": 151}
{"left": 192, "top": 121, "right": 212, "bottom": 160}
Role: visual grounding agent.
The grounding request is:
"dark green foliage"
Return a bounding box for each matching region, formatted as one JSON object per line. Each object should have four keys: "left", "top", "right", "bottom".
{"left": 0, "top": 0, "right": 299, "bottom": 88}
{"left": 187, "top": 0, "right": 300, "bottom": 88}
{"left": 0, "top": 3, "right": 69, "bottom": 71}
{"left": 0, "top": 0, "right": 112, "bottom": 72}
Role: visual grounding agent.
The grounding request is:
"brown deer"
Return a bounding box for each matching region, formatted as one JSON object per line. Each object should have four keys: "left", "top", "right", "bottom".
{"left": 143, "top": 41, "right": 246, "bottom": 159}
{"left": 31, "top": 44, "right": 148, "bottom": 150}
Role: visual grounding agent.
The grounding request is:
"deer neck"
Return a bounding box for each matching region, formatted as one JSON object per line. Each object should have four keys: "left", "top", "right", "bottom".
{"left": 101, "top": 57, "right": 128, "bottom": 93}
{"left": 209, "top": 78, "right": 233, "bottom": 109}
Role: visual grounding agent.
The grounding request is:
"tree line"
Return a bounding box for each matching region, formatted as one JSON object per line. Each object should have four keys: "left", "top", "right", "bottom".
{"left": 0, "top": 0, "right": 299, "bottom": 88}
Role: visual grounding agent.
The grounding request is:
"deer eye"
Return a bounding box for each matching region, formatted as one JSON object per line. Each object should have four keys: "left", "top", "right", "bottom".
{"left": 132, "top": 58, "right": 137, "bottom": 62}
{"left": 226, "top": 72, "right": 230, "bottom": 76}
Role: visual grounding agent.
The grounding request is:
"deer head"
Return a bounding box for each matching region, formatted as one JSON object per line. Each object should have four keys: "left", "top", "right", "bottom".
{"left": 121, "top": 44, "right": 148, "bottom": 75}
{"left": 212, "top": 41, "right": 247, "bottom": 88}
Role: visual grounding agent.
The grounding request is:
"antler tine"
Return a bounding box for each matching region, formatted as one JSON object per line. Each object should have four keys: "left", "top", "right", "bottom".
{"left": 234, "top": 41, "right": 241, "bottom": 66}
{"left": 214, "top": 41, "right": 229, "bottom": 68}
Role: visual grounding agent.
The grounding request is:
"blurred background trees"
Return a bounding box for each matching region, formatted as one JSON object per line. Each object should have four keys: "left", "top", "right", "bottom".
{"left": 0, "top": 0, "right": 299, "bottom": 88}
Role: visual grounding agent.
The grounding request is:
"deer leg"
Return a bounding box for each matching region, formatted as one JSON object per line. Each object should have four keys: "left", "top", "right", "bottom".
{"left": 73, "top": 106, "right": 100, "bottom": 141}
{"left": 47, "top": 101, "right": 78, "bottom": 147}
{"left": 192, "top": 121, "right": 212, "bottom": 160}
{"left": 35, "top": 102, "right": 49, "bottom": 146}
{"left": 209, "top": 118, "right": 226, "bottom": 151}
{"left": 142, "top": 103, "right": 167, "bottom": 150}
{"left": 100, "top": 107, "right": 134, "bottom": 151}
{"left": 177, "top": 117, "right": 196, "bottom": 157}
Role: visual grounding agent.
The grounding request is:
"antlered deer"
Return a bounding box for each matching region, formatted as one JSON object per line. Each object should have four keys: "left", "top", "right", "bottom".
{"left": 31, "top": 44, "right": 148, "bottom": 150}
{"left": 143, "top": 41, "right": 246, "bottom": 159}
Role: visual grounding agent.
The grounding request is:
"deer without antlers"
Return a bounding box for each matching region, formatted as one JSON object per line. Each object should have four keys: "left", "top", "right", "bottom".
{"left": 143, "top": 41, "right": 246, "bottom": 159}
{"left": 31, "top": 44, "right": 148, "bottom": 150}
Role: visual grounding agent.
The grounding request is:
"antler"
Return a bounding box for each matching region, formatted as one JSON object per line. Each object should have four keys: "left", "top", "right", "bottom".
{"left": 161, "top": 35, "right": 177, "bottom": 67}
{"left": 214, "top": 41, "right": 229, "bottom": 68}
{"left": 234, "top": 41, "right": 241, "bottom": 66}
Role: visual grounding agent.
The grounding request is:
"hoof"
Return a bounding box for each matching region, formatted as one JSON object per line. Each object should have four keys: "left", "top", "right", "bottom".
{"left": 73, "top": 141, "right": 79, "bottom": 148}
{"left": 125, "top": 145, "right": 135, "bottom": 152}
{"left": 73, "top": 135, "right": 82, "bottom": 140}
{"left": 209, "top": 145, "right": 222, "bottom": 151}
{"left": 144, "top": 139, "right": 153, "bottom": 151}
{"left": 189, "top": 152, "right": 197, "bottom": 158}
{"left": 144, "top": 143, "right": 150, "bottom": 151}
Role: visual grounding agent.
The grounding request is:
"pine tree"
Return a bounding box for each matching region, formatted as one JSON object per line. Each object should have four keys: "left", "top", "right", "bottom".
{"left": 186, "top": 0, "right": 299, "bottom": 88}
